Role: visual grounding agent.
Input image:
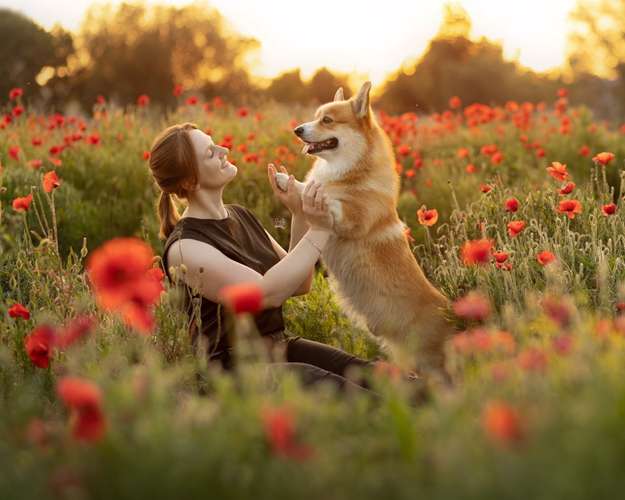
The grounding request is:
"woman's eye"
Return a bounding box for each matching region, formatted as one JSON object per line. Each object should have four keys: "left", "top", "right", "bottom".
{"left": 322, "top": 116, "right": 333, "bottom": 124}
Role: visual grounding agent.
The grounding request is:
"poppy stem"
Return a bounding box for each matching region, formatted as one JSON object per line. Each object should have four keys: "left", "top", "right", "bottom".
{"left": 32, "top": 189, "right": 51, "bottom": 240}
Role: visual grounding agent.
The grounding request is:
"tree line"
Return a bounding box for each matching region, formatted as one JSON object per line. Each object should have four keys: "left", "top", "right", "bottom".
{"left": 2, "top": 1, "right": 624, "bottom": 119}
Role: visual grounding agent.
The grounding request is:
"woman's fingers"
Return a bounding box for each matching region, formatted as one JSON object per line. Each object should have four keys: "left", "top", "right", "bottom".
{"left": 314, "top": 185, "right": 324, "bottom": 210}
{"left": 267, "top": 164, "right": 279, "bottom": 193}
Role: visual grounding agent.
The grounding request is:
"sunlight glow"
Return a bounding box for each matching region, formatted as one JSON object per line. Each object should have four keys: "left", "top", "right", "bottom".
{"left": 1, "top": 0, "right": 578, "bottom": 85}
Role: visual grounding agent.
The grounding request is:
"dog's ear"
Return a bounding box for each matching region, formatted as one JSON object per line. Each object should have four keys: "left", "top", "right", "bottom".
{"left": 333, "top": 87, "right": 345, "bottom": 101}
{"left": 351, "top": 81, "right": 371, "bottom": 119}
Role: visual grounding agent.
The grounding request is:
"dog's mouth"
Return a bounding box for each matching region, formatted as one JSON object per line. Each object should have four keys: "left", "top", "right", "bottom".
{"left": 302, "top": 137, "right": 338, "bottom": 155}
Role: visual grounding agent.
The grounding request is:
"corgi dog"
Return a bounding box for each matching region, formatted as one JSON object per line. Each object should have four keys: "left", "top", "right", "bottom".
{"left": 275, "top": 82, "right": 454, "bottom": 377}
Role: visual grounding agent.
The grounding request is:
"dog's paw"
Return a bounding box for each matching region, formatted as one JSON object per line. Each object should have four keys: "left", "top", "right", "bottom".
{"left": 274, "top": 172, "right": 289, "bottom": 191}
{"left": 274, "top": 172, "right": 305, "bottom": 194}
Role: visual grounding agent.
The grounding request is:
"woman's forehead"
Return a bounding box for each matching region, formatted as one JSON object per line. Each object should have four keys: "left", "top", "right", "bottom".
{"left": 189, "top": 129, "right": 214, "bottom": 147}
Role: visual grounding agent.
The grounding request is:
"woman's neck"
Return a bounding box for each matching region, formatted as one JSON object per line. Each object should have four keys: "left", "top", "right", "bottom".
{"left": 182, "top": 188, "right": 228, "bottom": 219}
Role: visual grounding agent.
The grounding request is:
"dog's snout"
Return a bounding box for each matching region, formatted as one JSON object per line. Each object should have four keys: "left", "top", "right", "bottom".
{"left": 293, "top": 126, "right": 304, "bottom": 137}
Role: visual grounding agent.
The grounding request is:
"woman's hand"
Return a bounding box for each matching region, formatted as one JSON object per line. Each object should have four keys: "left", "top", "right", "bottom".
{"left": 302, "top": 181, "right": 334, "bottom": 231}
{"left": 267, "top": 164, "right": 303, "bottom": 215}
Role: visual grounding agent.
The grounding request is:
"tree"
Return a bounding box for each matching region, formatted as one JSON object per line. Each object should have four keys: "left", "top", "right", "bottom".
{"left": 0, "top": 9, "right": 73, "bottom": 102}
{"left": 265, "top": 69, "right": 309, "bottom": 104}
{"left": 308, "top": 68, "right": 352, "bottom": 103}
{"left": 46, "top": 1, "right": 259, "bottom": 110}
{"left": 378, "top": 4, "right": 559, "bottom": 113}
{"left": 567, "top": 0, "right": 625, "bottom": 116}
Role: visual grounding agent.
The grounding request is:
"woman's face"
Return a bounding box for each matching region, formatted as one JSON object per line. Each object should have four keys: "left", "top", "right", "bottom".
{"left": 188, "top": 129, "right": 237, "bottom": 190}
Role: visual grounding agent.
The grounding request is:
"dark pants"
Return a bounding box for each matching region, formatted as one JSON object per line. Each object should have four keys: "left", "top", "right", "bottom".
{"left": 281, "top": 336, "right": 375, "bottom": 393}
{"left": 209, "top": 333, "right": 376, "bottom": 395}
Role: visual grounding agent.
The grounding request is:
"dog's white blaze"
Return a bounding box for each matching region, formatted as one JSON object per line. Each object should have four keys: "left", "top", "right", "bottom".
{"left": 309, "top": 128, "right": 366, "bottom": 183}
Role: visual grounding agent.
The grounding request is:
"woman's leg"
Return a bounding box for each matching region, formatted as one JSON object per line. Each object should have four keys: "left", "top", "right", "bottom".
{"left": 284, "top": 336, "right": 373, "bottom": 379}
{"left": 265, "top": 362, "right": 379, "bottom": 397}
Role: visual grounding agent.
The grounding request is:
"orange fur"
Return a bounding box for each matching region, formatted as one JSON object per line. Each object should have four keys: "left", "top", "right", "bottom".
{"left": 296, "top": 83, "right": 455, "bottom": 375}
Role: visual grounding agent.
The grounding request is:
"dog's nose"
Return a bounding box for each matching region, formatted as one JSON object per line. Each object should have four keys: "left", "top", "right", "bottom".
{"left": 293, "top": 126, "right": 304, "bottom": 137}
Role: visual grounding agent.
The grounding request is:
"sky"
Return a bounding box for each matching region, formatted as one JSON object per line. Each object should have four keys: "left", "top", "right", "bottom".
{"left": 0, "top": 0, "right": 578, "bottom": 85}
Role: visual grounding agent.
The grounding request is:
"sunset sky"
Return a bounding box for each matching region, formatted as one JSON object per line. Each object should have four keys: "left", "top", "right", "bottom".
{"left": 1, "top": 0, "right": 578, "bottom": 85}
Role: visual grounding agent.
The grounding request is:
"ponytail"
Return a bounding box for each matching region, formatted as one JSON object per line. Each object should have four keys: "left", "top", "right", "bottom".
{"left": 158, "top": 191, "right": 180, "bottom": 240}
{"left": 148, "top": 122, "right": 199, "bottom": 240}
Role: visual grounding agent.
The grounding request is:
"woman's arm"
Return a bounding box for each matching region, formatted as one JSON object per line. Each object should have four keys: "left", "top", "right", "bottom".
{"left": 169, "top": 181, "right": 332, "bottom": 309}
{"left": 265, "top": 211, "right": 314, "bottom": 296}
{"left": 167, "top": 228, "right": 328, "bottom": 309}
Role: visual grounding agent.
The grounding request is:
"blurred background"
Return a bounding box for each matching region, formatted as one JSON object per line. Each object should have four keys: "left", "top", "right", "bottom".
{"left": 1, "top": 0, "right": 624, "bottom": 119}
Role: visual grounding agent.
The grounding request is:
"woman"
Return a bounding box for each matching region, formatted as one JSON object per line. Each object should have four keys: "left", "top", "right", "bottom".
{"left": 149, "top": 122, "right": 377, "bottom": 392}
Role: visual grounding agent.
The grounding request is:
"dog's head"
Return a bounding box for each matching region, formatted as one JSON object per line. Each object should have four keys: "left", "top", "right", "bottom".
{"left": 293, "top": 81, "right": 373, "bottom": 161}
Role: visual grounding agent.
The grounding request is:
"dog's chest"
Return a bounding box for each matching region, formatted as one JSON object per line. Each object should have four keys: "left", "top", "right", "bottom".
{"left": 322, "top": 237, "right": 370, "bottom": 287}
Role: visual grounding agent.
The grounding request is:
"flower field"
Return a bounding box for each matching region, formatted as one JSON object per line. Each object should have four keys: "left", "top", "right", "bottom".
{"left": 2, "top": 88, "right": 625, "bottom": 499}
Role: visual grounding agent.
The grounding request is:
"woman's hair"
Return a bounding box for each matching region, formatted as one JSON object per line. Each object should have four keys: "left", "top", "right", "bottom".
{"left": 148, "top": 122, "right": 200, "bottom": 240}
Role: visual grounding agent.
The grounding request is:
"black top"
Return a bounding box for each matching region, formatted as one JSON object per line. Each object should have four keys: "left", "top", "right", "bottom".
{"left": 162, "top": 204, "right": 285, "bottom": 367}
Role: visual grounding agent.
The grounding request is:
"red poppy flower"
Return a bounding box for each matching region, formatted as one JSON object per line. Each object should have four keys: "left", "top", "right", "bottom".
{"left": 461, "top": 239, "right": 493, "bottom": 266}
{"left": 558, "top": 182, "right": 575, "bottom": 195}
{"left": 579, "top": 145, "right": 590, "bottom": 157}
{"left": 457, "top": 147, "right": 470, "bottom": 159}
{"left": 57, "top": 377, "right": 106, "bottom": 442}
{"left": 55, "top": 315, "right": 96, "bottom": 349}
{"left": 480, "top": 144, "right": 498, "bottom": 156}
{"left": 9, "top": 87, "right": 23, "bottom": 100}
{"left": 237, "top": 107, "right": 249, "bottom": 118}
{"left": 87, "top": 133, "right": 100, "bottom": 145}
{"left": 8, "top": 303, "right": 30, "bottom": 320}
{"left": 173, "top": 84, "right": 184, "bottom": 97}
{"left": 186, "top": 96, "right": 198, "bottom": 106}
{"left": 137, "top": 94, "right": 150, "bottom": 107}
{"left": 43, "top": 170, "right": 61, "bottom": 193}
{"left": 552, "top": 334, "right": 574, "bottom": 355}
{"left": 592, "top": 152, "right": 615, "bottom": 166}
{"left": 453, "top": 292, "right": 491, "bottom": 321}
{"left": 507, "top": 220, "right": 526, "bottom": 237}
{"left": 536, "top": 251, "right": 556, "bottom": 266}
{"left": 480, "top": 184, "right": 493, "bottom": 194}
{"left": 25, "top": 325, "right": 56, "bottom": 368}
{"left": 490, "top": 151, "right": 504, "bottom": 165}
{"left": 417, "top": 206, "right": 438, "bottom": 226}
{"left": 142, "top": 151, "right": 150, "bottom": 160}
{"left": 12, "top": 105, "right": 24, "bottom": 117}
{"left": 602, "top": 203, "right": 617, "bottom": 216}
{"left": 547, "top": 162, "right": 568, "bottom": 181}
{"left": 12, "top": 193, "right": 33, "bottom": 212}
{"left": 8, "top": 145, "right": 20, "bottom": 160}
{"left": 96, "top": 95, "right": 106, "bottom": 105}
{"left": 465, "top": 163, "right": 476, "bottom": 174}
{"left": 482, "top": 401, "right": 524, "bottom": 445}
{"left": 504, "top": 198, "right": 519, "bottom": 212}
{"left": 517, "top": 347, "right": 548, "bottom": 372}
{"left": 449, "top": 96, "right": 462, "bottom": 109}
{"left": 261, "top": 405, "right": 313, "bottom": 461}
{"left": 397, "top": 144, "right": 411, "bottom": 156}
{"left": 493, "top": 251, "right": 509, "bottom": 263}
{"left": 218, "top": 283, "right": 264, "bottom": 314}
{"left": 557, "top": 199, "right": 582, "bottom": 219}
{"left": 86, "top": 238, "right": 157, "bottom": 311}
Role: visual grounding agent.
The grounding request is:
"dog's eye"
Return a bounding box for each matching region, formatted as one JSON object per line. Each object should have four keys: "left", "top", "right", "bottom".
{"left": 321, "top": 116, "right": 333, "bottom": 124}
